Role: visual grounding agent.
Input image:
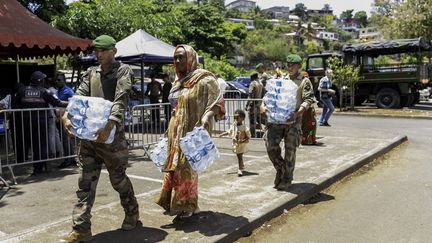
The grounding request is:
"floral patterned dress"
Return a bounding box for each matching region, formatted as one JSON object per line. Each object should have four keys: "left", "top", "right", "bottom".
{"left": 155, "top": 67, "right": 224, "bottom": 215}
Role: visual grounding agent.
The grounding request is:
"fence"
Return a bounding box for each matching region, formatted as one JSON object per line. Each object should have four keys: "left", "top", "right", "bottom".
{"left": 0, "top": 108, "right": 78, "bottom": 184}
{"left": 0, "top": 98, "right": 265, "bottom": 184}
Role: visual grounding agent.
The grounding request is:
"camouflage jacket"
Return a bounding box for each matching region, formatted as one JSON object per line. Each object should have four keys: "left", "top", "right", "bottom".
{"left": 287, "top": 72, "right": 316, "bottom": 111}
{"left": 76, "top": 61, "right": 133, "bottom": 125}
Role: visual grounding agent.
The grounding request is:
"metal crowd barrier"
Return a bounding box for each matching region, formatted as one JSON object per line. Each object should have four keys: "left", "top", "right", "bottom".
{"left": 126, "top": 103, "right": 171, "bottom": 157}
{"left": 223, "top": 90, "right": 242, "bottom": 99}
{"left": 214, "top": 98, "right": 265, "bottom": 139}
{"left": 125, "top": 98, "right": 265, "bottom": 158}
{"left": 0, "top": 99, "right": 265, "bottom": 184}
{"left": 0, "top": 108, "right": 77, "bottom": 184}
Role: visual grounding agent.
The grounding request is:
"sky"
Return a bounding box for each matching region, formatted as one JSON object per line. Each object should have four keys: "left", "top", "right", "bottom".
{"left": 226, "top": 0, "right": 375, "bottom": 16}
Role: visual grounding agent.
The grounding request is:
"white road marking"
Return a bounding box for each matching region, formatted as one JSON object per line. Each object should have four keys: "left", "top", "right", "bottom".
{"left": 219, "top": 152, "right": 267, "bottom": 159}
{"left": 101, "top": 169, "right": 163, "bottom": 183}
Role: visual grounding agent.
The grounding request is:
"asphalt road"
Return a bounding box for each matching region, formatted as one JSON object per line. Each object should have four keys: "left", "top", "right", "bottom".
{"left": 240, "top": 116, "right": 432, "bottom": 243}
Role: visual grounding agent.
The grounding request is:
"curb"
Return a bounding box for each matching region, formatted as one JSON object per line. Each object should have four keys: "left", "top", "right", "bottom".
{"left": 332, "top": 112, "right": 432, "bottom": 120}
{"left": 215, "top": 135, "right": 408, "bottom": 243}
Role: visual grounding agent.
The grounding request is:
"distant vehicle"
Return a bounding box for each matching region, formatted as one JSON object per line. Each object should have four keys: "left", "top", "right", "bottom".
{"left": 233, "top": 77, "right": 251, "bottom": 88}
{"left": 226, "top": 80, "right": 248, "bottom": 98}
{"left": 306, "top": 38, "right": 432, "bottom": 108}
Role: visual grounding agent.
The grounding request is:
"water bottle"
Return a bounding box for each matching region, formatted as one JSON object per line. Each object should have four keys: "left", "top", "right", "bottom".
{"left": 70, "top": 115, "right": 85, "bottom": 127}
{"left": 84, "top": 119, "right": 107, "bottom": 132}
{"left": 150, "top": 138, "right": 168, "bottom": 170}
{"left": 67, "top": 98, "right": 87, "bottom": 116}
{"left": 73, "top": 127, "right": 97, "bottom": 141}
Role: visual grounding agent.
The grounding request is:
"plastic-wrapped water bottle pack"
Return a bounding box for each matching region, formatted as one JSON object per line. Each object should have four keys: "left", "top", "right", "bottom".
{"left": 66, "top": 95, "right": 116, "bottom": 144}
{"left": 179, "top": 127, "right": 220, "bottom": 172}
{"left": 149, "top": 137, "right": 168, "bottom": 171}
{"left": 263, "top": 78, "right": 298, "bottom": 124}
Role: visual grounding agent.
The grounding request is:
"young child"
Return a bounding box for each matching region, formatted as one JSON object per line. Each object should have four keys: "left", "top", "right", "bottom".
{"left": 219, "top": 109, "right": 251, "bottom": 176}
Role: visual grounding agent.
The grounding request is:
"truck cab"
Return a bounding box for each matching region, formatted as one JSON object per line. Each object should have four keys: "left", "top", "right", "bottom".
{"left": 306, "top": 38, "right": 432, "bottom": 108}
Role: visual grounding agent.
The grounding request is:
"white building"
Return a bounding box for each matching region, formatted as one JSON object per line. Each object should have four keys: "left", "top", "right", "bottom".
{"left": 317, "top": 31, "right": 339, "bottom": 41}
{"left": 226, "top": 0, "right": 256, "bottom": 13}
{"left": 264, "top": 6, "right": 290, "bottom": 19}
{"left": 226, "top": 18, "right": 255, "bottom": 30}
{"left": 359, "top": 27, "right": 382, "bottom": 41}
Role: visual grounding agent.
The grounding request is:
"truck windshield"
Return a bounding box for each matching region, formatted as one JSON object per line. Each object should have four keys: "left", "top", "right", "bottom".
{"left": 309, "top": 57, "right": 324, "bottom": 70}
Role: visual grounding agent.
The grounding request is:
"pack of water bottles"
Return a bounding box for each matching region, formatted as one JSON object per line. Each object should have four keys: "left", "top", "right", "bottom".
{"left": 179, "top": 127, "right": 220, "bottom": 172}
{"left": 66, "top": 95, "right": 116, "bottom": 144}
{"left": 263, "top": 78, "right": 298, "bottom": 124}
{"left": 149, "top": 137, "right": 168, "bottom": 171}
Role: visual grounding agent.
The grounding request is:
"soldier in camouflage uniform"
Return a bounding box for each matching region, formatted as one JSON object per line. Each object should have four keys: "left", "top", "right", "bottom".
{"left": 61, "top": 35, "right": 139, "bottom": 243}
{"left": 261, "top": 54, "right": 315, "bottom": 191}
{"left": 255, "top": 63, "right": 271, "bottom": 92}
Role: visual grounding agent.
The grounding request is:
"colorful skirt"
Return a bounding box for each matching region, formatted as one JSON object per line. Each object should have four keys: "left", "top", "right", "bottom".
{"left": 301, "top": 107, "right": 317, "bottom": 145}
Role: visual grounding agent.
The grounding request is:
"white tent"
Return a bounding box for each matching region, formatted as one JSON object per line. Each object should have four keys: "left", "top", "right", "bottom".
{"left": 115, "top": 29, "right": 175, "bottom": 62}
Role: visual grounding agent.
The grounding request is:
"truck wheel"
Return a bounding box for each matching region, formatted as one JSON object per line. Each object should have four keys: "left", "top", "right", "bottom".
{"left": 400, "top": 94, "right": 414, "bottom": 107}
{"left": 376, "top": 88, "right": 400, "bottom": 109}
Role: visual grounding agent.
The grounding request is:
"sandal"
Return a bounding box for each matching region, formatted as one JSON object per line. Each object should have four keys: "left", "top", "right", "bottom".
{"left": 172, "top": 211, "right": 194, "bottom": 223}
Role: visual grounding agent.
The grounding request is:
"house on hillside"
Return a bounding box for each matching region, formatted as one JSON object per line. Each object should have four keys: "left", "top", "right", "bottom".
{"left": 359, "top": 27, "right": 382, "bottom": 42}
{"left": 264, "top": 6, "right": 290, "bottom": 19}
{"left": 226, "top": 18, "right": 255, "bottom": 30}
{"left": 284, "top": 32, "right": 325, "bottom": 49}
{"left": 226, "top": 0, "right": 256, "bottom": 13}
{"left": 339, "top": 19, "right": 360, "bottom": 39}
{"left": 306, "top": 9, "right": 334, "bottom": 18}
{"left": 317, "top": 31, "right": 339, "bottom": 41}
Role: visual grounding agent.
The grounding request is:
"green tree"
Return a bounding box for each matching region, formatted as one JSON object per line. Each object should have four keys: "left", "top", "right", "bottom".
{"left": 19, "top": 0, "right": 66, "bottom": 22}
{"left": 354, "top": 11, "right": 368, "bottom": 27}
{"left": 328, "top": 57, "right": 360, "bottom": 110}
{"left": 340, "top": 9, "right": 354, "bottom": 21}
{"left": 293, "top": 3, "right": 307, "bottom": 20}
{"left": 254, "top": 16, "right": 273, "bottom": 30}
{"left": 240, "top": 29, "right": 289, "bottom": 63}
{"left": 371, "top": 0, "right": 432, "bottom": 39}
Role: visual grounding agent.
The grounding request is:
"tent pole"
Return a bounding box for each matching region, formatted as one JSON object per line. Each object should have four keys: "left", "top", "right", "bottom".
{"left": 16, "top": 54, "right": 20, "bottom": 83}
{"left": 54, "top": 55, "right": 58, "bottom": 76}
{"left": 141, "top": 57, "right": 145, "bottom": 104}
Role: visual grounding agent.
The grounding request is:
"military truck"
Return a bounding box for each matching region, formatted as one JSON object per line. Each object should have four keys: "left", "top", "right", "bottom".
{"left": 306, "top": 38, "right": 432, "bottom": 108}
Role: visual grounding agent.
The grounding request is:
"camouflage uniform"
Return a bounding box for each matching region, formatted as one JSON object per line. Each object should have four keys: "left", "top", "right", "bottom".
{"left": 246, "top": 80, "right": 263, "bottom": 137}
{"left": 263, "top": 72, "right": 315, "bottom": 187}
{"left": 72, "top": 61, "right": 138, "bottom": 231}
{"left": 258, "top": 72, "right": 271, "bottom": 97}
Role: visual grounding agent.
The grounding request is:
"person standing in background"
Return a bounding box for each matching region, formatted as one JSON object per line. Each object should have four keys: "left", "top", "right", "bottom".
{"left": 318, "top": 69, "right": 335, "bottom": 127}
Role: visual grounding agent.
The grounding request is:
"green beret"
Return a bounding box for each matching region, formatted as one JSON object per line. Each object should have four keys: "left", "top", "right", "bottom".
{"left": 93, "top": 35, "right": 116, "bottom": 49}
{"left": 255, "top": 63, "right": 264, "bottom": 69}
{"left": 286, "top": 54, "right": 302, "bottom": 64}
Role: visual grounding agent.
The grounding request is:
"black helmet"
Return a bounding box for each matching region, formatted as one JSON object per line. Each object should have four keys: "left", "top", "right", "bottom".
{"left": 30, "top": 71, "right": 47, "bottom": 84}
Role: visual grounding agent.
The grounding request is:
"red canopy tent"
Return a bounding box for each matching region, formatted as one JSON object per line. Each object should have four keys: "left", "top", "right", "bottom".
{"left": 0, "top": 0, "right": 91, "bottom": 58}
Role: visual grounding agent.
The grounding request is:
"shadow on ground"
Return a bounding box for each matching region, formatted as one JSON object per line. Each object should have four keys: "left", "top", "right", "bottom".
{"left": 91, "top": 225, "right": 168, "bottom": 243}
{"left": 303, "top": 192, "right": 335, "bottom": 205}
{"left": 161, "top": 211, "right": 249, "bottom": 237}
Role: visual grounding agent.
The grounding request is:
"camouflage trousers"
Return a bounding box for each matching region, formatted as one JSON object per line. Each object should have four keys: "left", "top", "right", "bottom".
{"left": 264, "top": 122, "right": 301, "bottom": 187}
{"left": 72, "top": 132, "right": 138, "bottom": 231}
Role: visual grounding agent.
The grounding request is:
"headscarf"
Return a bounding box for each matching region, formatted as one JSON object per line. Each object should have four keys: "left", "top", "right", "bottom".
{"left": 172, "top": 44, "right": 213, "bottom": 90}
{"left": 174, "top": 44, "right": 198, "bottom": 82}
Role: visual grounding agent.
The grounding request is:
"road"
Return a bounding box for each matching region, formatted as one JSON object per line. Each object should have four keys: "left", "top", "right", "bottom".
{"left": 240, "top": 116, "right": 432, "bottom": 243}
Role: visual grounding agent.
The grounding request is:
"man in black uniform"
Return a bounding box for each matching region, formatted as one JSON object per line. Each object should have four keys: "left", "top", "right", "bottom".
{"left": 13, "top": 71, "right": 67, "bottom": 174}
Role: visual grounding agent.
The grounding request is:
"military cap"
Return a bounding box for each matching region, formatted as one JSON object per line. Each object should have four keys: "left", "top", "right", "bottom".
{"left": 286, "top": 54, "right": 302, "bottom": 64}
{"left": 255, "top": 63, "right": 264, "bottom": 69}
{"left": 93, "top": 35, "right": 116, "bottom": 49}
{"left": 30, "top": 71, "right": 47, "bottom": 84}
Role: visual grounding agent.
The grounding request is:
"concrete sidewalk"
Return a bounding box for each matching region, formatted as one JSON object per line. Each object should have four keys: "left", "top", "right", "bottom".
{"left": 0, "top": 126, "right": 406, "bottom": 243}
